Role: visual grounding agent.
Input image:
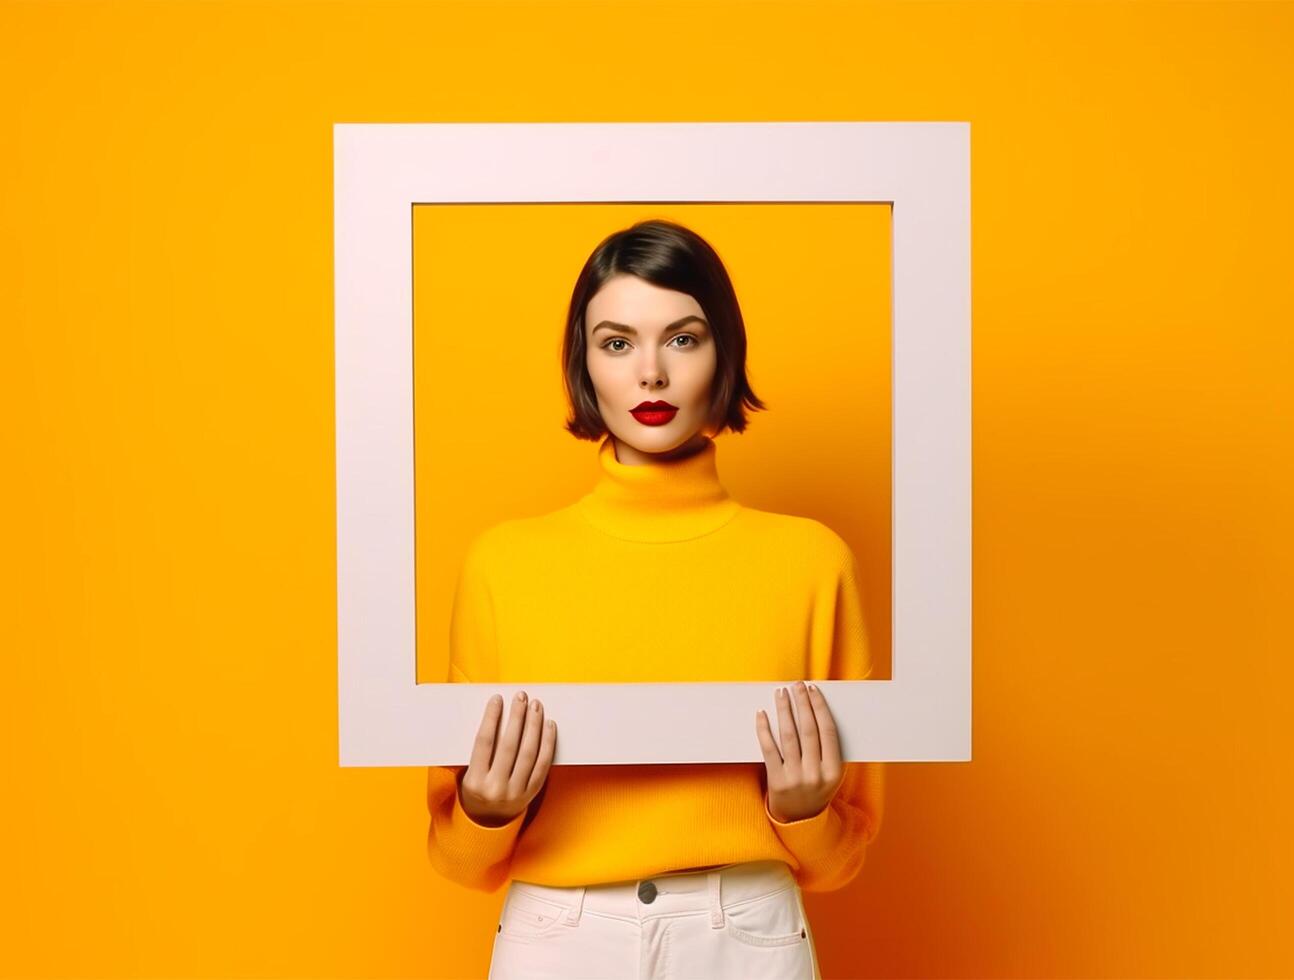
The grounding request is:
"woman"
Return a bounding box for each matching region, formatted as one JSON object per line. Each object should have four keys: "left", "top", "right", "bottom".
{"left": 426, "top": 219, "right": 884, "bottom": 979}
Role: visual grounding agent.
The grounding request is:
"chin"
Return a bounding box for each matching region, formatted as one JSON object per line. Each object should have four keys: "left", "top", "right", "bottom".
{"left": 615, "top": 425, "right": 703, "bottom": 456}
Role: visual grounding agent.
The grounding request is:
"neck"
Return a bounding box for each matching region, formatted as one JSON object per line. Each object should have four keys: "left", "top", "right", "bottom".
{"left": 609, "top": 432, "right": 712, "bottom": 467}
{"left": 574, "top": 434, "right": 742, "bottom": 542}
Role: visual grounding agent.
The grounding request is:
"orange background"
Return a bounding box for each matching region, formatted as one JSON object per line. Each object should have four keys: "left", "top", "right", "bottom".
{"left": 3, "top": 2, "right": 1291, "bottom": 978}
{"left": 412, "top": 202, "right": 891, "bottom": 685}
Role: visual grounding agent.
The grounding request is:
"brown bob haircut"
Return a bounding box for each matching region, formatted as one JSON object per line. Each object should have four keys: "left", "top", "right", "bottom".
{"left": 561, "top": 218, "right": 768, "bottom": 442}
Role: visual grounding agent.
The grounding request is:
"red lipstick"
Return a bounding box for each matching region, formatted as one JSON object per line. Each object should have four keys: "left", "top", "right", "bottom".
{"left": 630, "top": 400, "right": 678, "bottom": 426}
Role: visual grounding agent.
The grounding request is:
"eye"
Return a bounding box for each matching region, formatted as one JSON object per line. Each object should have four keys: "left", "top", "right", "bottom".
{"left": 600, "top": 334, "right": 698, "bottom": 353}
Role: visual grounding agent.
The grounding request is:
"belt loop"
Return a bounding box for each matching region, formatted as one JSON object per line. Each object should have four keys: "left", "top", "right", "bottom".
{"left": 707, "top": 870, "right": 724, "bottom": 929}
{"left": 564, "top": 886, "right": 585, "bottom": 926}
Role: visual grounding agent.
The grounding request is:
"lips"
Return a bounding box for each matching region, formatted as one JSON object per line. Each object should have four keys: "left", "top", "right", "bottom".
{"left": 630, "top": 400, "right": 678, "bottom": 427}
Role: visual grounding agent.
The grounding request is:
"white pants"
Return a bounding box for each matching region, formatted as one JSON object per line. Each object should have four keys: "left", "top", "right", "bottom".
{"left": 487, "top": 859, "right": 820, "bottom": 979}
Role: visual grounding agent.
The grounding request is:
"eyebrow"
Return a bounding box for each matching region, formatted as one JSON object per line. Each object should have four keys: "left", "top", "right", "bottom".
{"left": 591, "top": 315, "right": 708, "bottom": 337}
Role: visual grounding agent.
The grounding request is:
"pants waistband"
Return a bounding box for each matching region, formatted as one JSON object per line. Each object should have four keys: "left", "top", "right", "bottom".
{"left": 506, "top": 860, "right": 798, "bottom": 931}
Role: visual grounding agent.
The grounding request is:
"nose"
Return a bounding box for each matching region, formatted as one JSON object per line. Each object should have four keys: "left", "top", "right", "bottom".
{"left": 639, "top": 360, "right": 666, "bottom": 388}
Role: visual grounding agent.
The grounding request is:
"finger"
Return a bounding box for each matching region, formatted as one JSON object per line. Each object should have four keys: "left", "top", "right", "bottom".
{"left": 470, "top": 694, "right": 504, "bottom": 772}
{"left": 526, "top": 717, "right": 557, "bottom": 797}
{"left": 510, "top": 696, "right": 544, "bottom": 789}
{"left": 792, "top": 681, "right": 822, "bottom": 775}
{"left": 806, "top": 683, "right": 843, "bottom": 783}
{"left": 755, "top": 708, "right": 783, "bottom": 768}
{"left": 776, "top": 687, "right": 801, "bottom": 763}
{"left": 490, "top": 691, "right": 529, "bottom": 778}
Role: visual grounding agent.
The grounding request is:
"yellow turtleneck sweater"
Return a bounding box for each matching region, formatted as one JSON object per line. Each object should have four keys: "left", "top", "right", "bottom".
{"left": 425, "top": 435, "right": 884, "bottom": 894}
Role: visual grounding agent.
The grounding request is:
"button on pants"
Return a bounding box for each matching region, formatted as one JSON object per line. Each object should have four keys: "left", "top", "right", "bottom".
{"left": 487, "top": 859, "right": 820, "bottom": 979}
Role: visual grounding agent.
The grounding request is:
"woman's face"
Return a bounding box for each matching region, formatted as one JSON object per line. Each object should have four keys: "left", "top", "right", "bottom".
{"left": 584, "top": 274, "right": 718, "bottom": 462}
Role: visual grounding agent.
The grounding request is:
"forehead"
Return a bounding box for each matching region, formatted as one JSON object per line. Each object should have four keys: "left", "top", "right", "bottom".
{"left": 586, "top": 275, "right": 704, "bottom": 327}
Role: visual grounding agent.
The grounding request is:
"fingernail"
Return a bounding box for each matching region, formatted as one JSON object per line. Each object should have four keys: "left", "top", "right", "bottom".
{"left": 516, "top": 691, "right": 526, "bottom": 701}
{"left": 531, "top": 699, "right": 541, "bottom": 712}
{"left": 808, "top": 684, "right": 817, "bottom": 693}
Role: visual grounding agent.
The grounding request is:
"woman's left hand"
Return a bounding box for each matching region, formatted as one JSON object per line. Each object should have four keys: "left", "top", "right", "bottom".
{"left": 755, "top": 680, "right": 844, "bottom": 823}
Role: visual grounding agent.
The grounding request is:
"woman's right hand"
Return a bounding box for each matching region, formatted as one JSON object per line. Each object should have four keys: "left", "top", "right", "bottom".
{"left": 458, "top": 691, "right": 557, "bottom": 828}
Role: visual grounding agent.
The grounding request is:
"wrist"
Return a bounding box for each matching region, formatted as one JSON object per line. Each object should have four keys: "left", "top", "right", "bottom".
{"left": 765, "top": 791, "right": 828, "bottom": 825}
{"left": 457, "top": 779, "right": 522, "bottom": 828}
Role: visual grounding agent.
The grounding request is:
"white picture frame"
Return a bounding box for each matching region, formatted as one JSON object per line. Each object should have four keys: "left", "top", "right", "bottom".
{"left": 335, "top": 121, "right": 970, "bottom": 766}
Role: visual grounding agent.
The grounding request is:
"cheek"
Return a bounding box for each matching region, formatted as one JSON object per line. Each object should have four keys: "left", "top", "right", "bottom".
{"left": 585, "top": 358, "right": 628, "bottom": 401}
{"left": 683, "top": 356, "right": 718, "bottom": 405}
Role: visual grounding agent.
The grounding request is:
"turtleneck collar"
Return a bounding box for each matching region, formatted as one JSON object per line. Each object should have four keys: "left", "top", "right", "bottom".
{"left": 574, "top": 435, "right": 743, "bottom": 543}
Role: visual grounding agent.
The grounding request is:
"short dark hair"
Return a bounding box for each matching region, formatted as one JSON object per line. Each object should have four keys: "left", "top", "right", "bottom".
{"left": 561, "top": 218, "right": 768, "bottom": 441}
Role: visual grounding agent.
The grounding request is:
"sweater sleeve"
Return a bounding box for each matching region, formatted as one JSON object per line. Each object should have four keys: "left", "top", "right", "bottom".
{"left": 425, "top": 532, "right": 526, "bottom": 893}
{"left": 764, "top": 533, "right": 885, "bottom": 893}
